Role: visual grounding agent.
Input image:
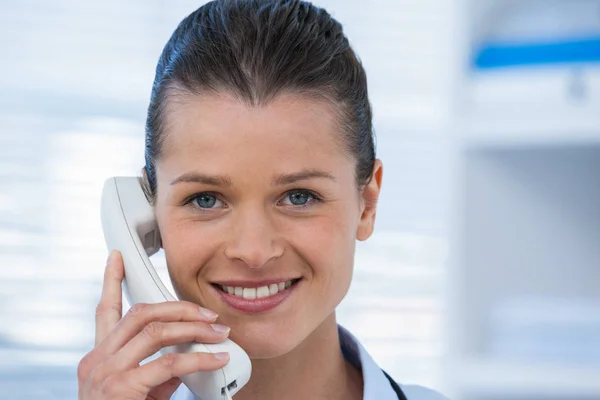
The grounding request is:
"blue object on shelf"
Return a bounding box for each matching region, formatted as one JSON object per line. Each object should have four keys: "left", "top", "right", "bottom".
{"left": 473, "top": 36, "right": 600, "bottom": 69}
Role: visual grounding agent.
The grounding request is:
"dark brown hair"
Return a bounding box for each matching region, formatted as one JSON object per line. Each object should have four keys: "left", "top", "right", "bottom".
{"left": 143, "top": 0, "right": 375, "bottom": 200}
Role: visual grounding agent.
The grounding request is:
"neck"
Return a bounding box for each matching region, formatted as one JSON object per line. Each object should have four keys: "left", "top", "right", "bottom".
{"left": 234, "top": 313, "right": 363, "bottom": 400}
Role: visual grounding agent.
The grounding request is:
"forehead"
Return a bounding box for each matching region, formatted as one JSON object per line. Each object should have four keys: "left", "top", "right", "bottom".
{"left": 159, "top": 92, "right": 352, "bottom": 172}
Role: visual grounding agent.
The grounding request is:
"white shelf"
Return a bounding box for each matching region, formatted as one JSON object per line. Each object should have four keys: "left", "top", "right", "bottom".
{"left": 459, "top": 65, "right": 600, "bottom": 147}
{"left": 460, "top": 111, "right": 600, "bottom": 148}
{"left": 451, "top": 359, "right": 600, "bottom": 398}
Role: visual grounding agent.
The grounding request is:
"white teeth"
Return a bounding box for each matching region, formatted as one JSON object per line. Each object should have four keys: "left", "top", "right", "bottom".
{"left": 221, "top": 279, "right": 296, "bottom": 299}
{"left": 256, "top": 286, "right": 270, "bottom": 298}
{"left": 242, "top": 288, "right": 256, "bottom": 300}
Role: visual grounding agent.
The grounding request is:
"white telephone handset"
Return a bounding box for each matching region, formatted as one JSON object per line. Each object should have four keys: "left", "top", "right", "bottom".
{"left": 100, "top": 177, "right": 252, "bottom": 400}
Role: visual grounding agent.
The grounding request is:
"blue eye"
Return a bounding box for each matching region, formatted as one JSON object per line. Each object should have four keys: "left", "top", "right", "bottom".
{"left": 191, "top": 193, "right": 222, "bottom": 209}
{"left": 283, "top": 190, "right": 317, "bottom": 206}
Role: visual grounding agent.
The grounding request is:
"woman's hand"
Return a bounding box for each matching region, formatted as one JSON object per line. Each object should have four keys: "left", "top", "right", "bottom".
{"left": 77, "top": 250, "right": 230, "bottom": 400}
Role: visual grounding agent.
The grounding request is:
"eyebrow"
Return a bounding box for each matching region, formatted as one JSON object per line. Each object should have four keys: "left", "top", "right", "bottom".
{"left": 272, "top": 170, "right": 337, "bottom": 185}
{"left": 170, "top": 169, "right": 336, "bottom": 187}
{"left": 171, "top": 172, "right": 232, "bottom": 187}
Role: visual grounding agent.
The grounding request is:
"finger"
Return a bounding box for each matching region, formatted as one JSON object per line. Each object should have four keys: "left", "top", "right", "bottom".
{"left": 103, "top": 321, "right": 230, "bottom": 373}
{"left": 114, "top": 351, "right": 230, "bottom": 395}
{"left": 95, "top": 300, "right": 219, "bottom": 358}
{"left": 95, "top": 250, "right": 124, "bottom": 346}
{"left": 147, "top": 377, "right": 182, "bottom": 400}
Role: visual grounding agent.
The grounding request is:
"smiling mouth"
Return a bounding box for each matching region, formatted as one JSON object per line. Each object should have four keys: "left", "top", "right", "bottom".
{"left": 212, "top": 278, "right": 302, "bottom": 300}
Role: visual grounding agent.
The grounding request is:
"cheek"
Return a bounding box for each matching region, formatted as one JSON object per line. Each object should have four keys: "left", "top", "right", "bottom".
{"left": 157, "top": 213, "right": 217, "bottom": 287}
{"left": 293, "top": 212, "right": 357, "bottom": 294}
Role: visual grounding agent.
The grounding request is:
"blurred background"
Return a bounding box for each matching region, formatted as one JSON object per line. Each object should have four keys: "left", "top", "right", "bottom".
{"left": 0, "top": 1, "right": 598, "bottom": 399}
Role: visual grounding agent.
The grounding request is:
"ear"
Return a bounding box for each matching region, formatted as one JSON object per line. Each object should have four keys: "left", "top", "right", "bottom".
{"left": 356, "top": 159, "right": 383, "bottom": 241}
{"left": 138, "top": 166, "right": 155, "bottom": 205}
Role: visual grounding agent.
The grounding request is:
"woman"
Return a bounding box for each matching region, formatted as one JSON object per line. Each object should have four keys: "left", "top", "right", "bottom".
{"left": 78, "top": 1, "right": 449, "bottom": 399}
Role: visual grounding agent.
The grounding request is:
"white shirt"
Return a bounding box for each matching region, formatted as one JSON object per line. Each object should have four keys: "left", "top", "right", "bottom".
{"left": 171, "top": 325, "right": 449, "bottom": 400}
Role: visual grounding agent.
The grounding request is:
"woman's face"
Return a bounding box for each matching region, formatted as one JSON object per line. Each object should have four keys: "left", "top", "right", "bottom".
{"left": 153, "top": 92, "right": 382, "bottom": 358}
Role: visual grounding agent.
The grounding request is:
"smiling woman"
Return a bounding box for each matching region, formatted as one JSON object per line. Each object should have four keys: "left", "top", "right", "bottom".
{"left": 152, "top": 93, "right": 371, "bottom": 359}
{"left": 77, "top": 1, "right": 448, "bottom": 400}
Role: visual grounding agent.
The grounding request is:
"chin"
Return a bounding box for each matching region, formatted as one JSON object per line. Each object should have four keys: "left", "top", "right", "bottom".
{"left": 237, "top": 336, "right": 296, "bottom": 360}
{"left": 227, "top": 318, "right": 306, "bottom": 360}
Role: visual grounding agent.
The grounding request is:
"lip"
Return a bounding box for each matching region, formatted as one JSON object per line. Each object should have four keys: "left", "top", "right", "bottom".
{"left": 212, "top": 279, "right": 302, "bottom": 314}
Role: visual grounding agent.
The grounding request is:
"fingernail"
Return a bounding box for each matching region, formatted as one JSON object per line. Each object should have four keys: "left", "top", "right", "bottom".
{"left": 214, "top": 352, "right": 229, "bottom": 361}
{"left": 106, "top": 250, "right": 114, "bottom": 264}
{"left": 211, "top": 324, "right": 230, "bottom": 334}
{"left": 199, "top": 307, "right": 218, "bottom": 320}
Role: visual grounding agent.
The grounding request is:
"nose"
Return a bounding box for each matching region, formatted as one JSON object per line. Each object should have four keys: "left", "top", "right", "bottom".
{"left": 224, "top": 206, "right": 284, "bottom": 269}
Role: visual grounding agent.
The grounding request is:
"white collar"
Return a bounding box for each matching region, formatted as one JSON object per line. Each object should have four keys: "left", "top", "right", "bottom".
{"left": 338, "top": 325, "right": 398, "bottom": 399}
